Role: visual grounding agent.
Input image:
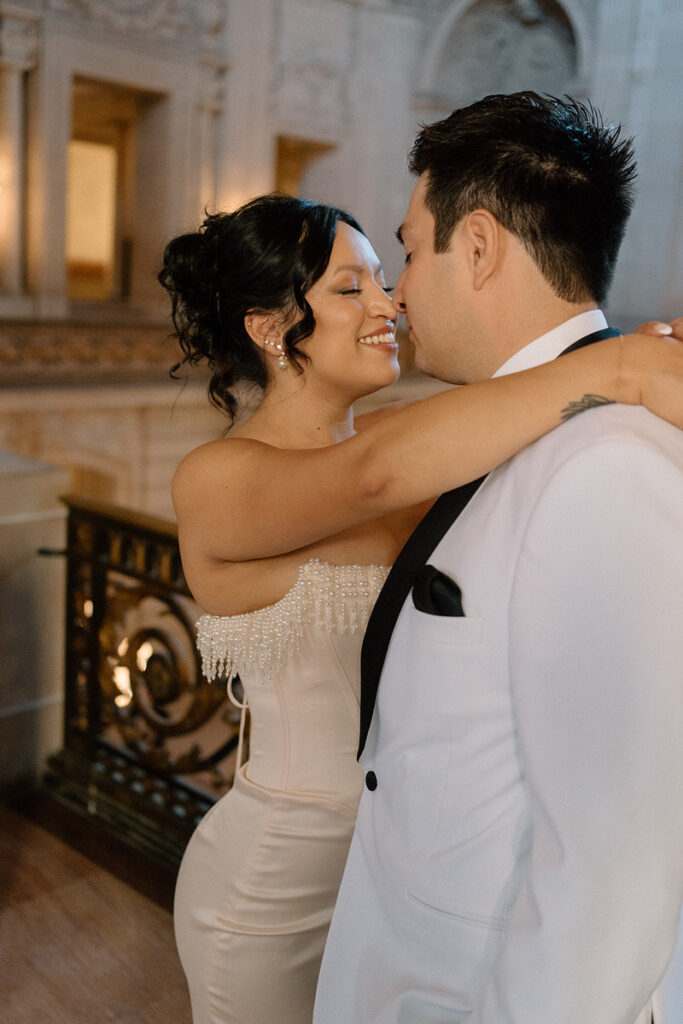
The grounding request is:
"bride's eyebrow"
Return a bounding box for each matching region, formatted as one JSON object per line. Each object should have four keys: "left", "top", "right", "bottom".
{"left": 333, "top": 262, "right": 384, "bottom": 275}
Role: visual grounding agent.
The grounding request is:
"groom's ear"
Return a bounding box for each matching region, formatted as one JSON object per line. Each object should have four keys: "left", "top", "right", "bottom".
{"left": 464, "top": 210, "right": 501, "bottom": 291}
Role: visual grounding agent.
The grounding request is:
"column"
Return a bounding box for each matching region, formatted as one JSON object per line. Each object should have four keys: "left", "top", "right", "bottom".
{"left": 0, "top": 7, "right": 38, "bottom": 296}
{"left": 0, "top": 60, "right": 24, "bottom": 293}
{"left": 198, "top": 58, "right": 227, "bottom": 216}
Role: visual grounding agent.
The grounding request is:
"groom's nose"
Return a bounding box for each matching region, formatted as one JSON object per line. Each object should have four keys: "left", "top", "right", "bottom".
{"left": 393, "top": 271, "right": 407, "bottom": 314}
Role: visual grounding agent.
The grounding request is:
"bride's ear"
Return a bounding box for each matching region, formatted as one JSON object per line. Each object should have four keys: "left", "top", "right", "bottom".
{"left": 465, "top": 210, "right": 500, "bottom": 290}
{"left": 244, "top": 311, "right": 284, "bottom": 356}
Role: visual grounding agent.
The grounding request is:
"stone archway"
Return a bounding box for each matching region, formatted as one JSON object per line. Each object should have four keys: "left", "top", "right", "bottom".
{"left": 417, "top": 0, "right": 589, "bottom": 112}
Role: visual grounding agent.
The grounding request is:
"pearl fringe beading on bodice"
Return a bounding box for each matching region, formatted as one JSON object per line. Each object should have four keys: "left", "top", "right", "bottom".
{"left": 196, "top": 558, "right": 390, "bottom": 684}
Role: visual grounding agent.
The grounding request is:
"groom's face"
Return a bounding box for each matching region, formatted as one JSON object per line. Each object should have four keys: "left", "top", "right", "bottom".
{"left": 394, "top": 176, "right": 483, "bottom": 384}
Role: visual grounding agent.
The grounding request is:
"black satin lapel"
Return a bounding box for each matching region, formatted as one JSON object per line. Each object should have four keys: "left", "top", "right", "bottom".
{"left": 358, "top": 476, "right": 485, "bottom": 756}
{"left": 357, "top": 324, "right": 621, "bottom": 758}
{"left": 561, "top": 325, "right": 622, "bottom": 354}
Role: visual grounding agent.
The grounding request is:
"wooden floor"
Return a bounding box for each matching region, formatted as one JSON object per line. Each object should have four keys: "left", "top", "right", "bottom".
{"left": 0, "top": 798, "right": 192, "bottom": 1024}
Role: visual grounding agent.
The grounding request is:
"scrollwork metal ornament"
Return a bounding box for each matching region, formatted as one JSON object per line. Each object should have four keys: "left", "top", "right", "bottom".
{"left": 99, "top": 577, "right": 238, "bottom": 782}
{"left": 50, "top": 498, "right": 240, "bottom": 865}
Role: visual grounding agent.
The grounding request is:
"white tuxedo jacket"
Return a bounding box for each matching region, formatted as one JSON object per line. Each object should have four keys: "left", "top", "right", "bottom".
{"left": 315, "top": 314, "right": 683, "bottom": 1024}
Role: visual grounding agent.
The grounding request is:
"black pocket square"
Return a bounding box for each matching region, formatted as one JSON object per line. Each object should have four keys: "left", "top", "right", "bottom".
{"left": 412, "top": 564, "right": 465, "bottom": 616}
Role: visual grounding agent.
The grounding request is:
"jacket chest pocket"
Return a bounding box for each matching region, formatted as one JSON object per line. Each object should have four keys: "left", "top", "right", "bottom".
{"left": 405, "top": 609, "right": 495, "bottom": 728}
{"left": 394, "top": 608, "right": 522, "bottom": 926}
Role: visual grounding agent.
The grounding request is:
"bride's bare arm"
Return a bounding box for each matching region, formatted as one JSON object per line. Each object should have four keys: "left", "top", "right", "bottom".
{"left": 173, "top": 333, "right": 683, "bottom": 562}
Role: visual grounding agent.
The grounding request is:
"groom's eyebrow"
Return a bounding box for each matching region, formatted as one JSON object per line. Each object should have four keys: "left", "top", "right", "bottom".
{"left": 395, "top": 225, "right": 405, "bottom": 246}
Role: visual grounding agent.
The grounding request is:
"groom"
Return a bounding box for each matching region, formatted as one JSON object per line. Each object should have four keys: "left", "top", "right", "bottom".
{"left": 314, "top": 93, "right": 683, "bottom": 1023}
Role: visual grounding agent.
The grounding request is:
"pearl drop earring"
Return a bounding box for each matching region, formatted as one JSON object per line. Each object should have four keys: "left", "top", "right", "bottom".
{"left": 264, "top": 338, "right": 288, "bottom": 369}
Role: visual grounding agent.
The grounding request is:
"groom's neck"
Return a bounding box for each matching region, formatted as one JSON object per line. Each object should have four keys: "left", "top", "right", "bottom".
{"left": 477, "top": 271, "right": 599, "bottom": 379}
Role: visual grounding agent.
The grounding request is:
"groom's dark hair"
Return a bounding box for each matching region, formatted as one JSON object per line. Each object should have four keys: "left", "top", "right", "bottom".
{"left": 408, "top": 92, "right": 636, "bottom": 304}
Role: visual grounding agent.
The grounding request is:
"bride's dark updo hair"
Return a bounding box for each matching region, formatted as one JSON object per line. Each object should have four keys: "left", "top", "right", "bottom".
{"left": 158, "top": 193, "right": 365, "bottom": 421}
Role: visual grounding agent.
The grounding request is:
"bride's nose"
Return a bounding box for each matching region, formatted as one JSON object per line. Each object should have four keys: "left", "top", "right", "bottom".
{"left": 369, "top": 283, "right": 398, "bottom": 322}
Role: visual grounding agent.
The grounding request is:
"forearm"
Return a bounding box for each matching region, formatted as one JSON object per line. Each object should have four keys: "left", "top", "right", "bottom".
{"left": 185, "top": 334, "right": 681, "bottom": 561}
{"left": 358, "top": 335, "right": 643, "bottom": 510}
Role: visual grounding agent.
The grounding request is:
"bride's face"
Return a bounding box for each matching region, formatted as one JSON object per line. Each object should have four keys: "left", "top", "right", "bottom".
{"left": 300, "top": 222, "right": 399, "bottom": 401}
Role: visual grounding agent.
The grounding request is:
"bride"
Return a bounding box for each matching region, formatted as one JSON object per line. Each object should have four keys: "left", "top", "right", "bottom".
{"left": 159, "top": 193, "right": 683, "bottom": 1024}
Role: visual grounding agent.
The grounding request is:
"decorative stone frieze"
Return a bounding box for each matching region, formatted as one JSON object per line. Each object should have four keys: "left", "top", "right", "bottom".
{"left": 420, "top": 0, "right": 578, "bottom": 110}
{"left": 272, "top": 0, "right": 353, "bottom": 134}
{"left": 199, "top": 58, "right": 226, "bottom": 114}
{"left": 276, "top": 59, "right": 347, "bottom": 126}
{"left": 0, "top": 4, "right": 40, "bottom": 69}
{"left": 0, "top": 319, "right": 178, "bottom": 384}
{"left": 47, "top": 0, "right": 189, "bottom": 38}
{"left": 44, "top": 0, "right": 227, "bottom": 53}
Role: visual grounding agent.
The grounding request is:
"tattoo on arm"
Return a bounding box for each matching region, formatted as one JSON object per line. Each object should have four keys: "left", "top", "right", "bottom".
{"left": 560, "top": 394, "right": 616, "bottom": 422}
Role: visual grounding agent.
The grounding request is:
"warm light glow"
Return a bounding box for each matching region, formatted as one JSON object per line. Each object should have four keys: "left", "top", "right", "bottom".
{"left": 117, "top": 638, "right": 129, "bottom": 656}
{"left": 66, "top": 140, "right": 117, "bottom": 300}
{"left": 113, "top": 665, "right": 133, "bottom": 708}
{"left": 0, "top": 154, "right": 16, "bottom": 287}
{"left": 136, "top": 641, "right": 154, "bottom": 671}
{"left": 0, "top": 156, "right": 10, "bottom": 200}
{"left": 216, "top": 188, "right": 266, "bottom": 214}
{"left": 83, "top": 599, "right": 94, "bottom": 618}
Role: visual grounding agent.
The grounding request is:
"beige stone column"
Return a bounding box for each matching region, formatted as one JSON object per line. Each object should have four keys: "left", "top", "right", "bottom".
{"left": 0, "top": 62, "right": 25, "bottom": 293}
{"left": 198, "top": 58, "right": 227, "bottom": 216}
{"left": 198, "top": 1, "right": 228, "bottom": 216}
{"left": 0, "top": 9, "right": 38, "bottom": 296}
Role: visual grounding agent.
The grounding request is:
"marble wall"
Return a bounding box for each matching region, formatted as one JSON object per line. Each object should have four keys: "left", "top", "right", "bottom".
{"left": 0, "top": 452, "right": 69, "bottom": 790}
{"left": 1, "top": 0, "right": 682, "bottom": 786}
{"left": 217, "top": 0, "right": 683, "bottom": 325}
{"left": 1, "top": 0, "right": 681, "bottom": 385}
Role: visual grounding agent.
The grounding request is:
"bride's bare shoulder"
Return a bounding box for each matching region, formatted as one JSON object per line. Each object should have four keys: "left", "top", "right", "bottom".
{"left": 172, "top": 436, "right": 275, "bottom": 501}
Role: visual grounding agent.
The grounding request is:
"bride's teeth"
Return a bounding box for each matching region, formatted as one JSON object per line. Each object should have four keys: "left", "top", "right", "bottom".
{"left": 359, "top": 332, "right": 395, "bottom": 345}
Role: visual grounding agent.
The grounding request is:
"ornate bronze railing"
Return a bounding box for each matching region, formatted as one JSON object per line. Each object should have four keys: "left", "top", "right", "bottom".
{"left": 46, "top": 496, "right": 240, "bottom": 867}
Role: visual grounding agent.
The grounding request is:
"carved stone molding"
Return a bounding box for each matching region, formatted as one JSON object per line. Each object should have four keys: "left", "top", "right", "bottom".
{"left": 0, "top": 5, "right": 40, "bottom": 69}
{"left": 47, "top": 0, "right": 186, "bottom": 36}
{"left": 272, "top": 0, "right": 353, "bottom": 134}
{"left": 424, "top": 0, "right": 578, "bottom": 109}
{"left": 0, "top": 319, "right": 180, "bottom": 385}
{"left": 45, "top": 0, "right": 226, "bottom": 48}
{"left": 275, "top": 59, "right": 348, "bottom": 130}
{"left": 199, "top": 59, "right": 226, "bottom": 114}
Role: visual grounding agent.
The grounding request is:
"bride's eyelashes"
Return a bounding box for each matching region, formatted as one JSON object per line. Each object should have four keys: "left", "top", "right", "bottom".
{"left": 338, "top": 284, "right": 395, "bottom": 296}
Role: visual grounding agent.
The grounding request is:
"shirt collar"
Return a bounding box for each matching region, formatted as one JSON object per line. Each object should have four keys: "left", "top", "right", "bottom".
{"left": 491, "top": 310, "right": 608, "bottom": 378}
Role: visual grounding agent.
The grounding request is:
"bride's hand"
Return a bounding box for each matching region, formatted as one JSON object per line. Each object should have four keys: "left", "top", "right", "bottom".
{"left": 622, "top": 323, "right": 683, "bottom": 429}
{"left": 634, "top": 317, "right": 683, "bottom": 339}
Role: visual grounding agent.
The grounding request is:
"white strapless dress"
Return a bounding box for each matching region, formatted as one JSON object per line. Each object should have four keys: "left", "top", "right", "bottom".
{"left": 174, "top": 559, "right": 389, "bottom": 1024}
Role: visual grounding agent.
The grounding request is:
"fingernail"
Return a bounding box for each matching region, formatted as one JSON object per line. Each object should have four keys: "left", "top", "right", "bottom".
{"left": 654, "top": 324, "right": 674, "bottom": 335}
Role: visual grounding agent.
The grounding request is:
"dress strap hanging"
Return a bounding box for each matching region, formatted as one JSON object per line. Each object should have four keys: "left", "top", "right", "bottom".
{"left": 227, "top": 675, "right": 249, "bottom": 773}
